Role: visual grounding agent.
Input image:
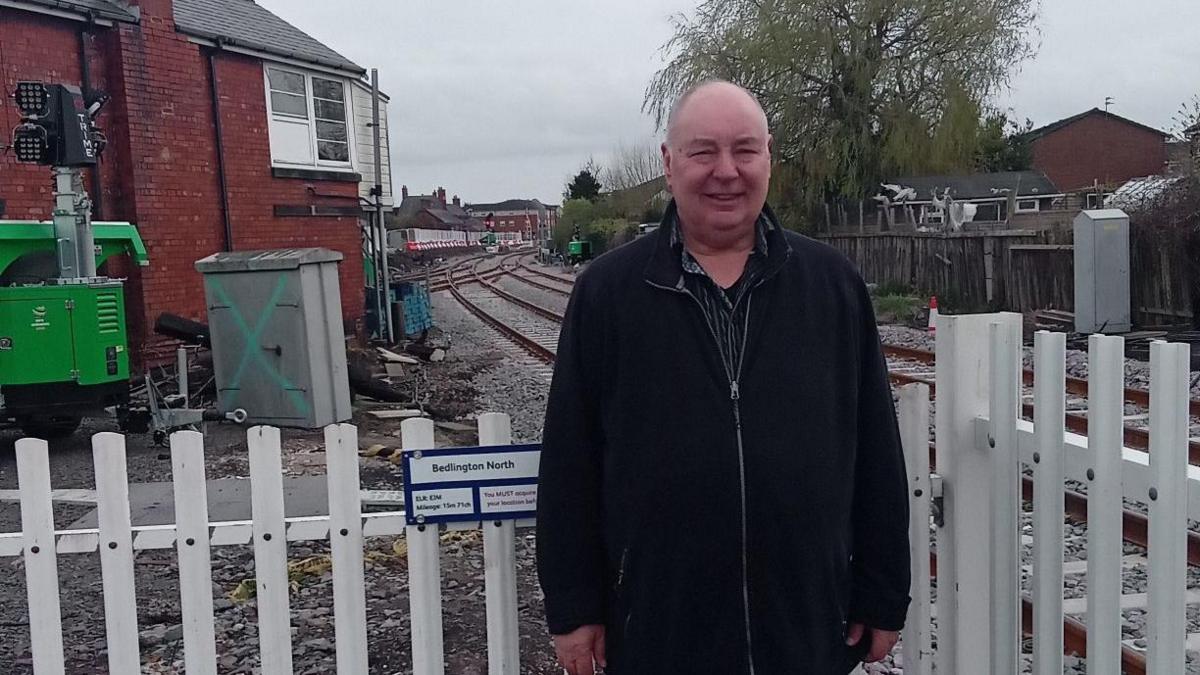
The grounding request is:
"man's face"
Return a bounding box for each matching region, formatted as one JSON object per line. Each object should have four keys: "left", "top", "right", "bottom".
{"left": 662, "top": 86, "right": 772, "bottom": 240}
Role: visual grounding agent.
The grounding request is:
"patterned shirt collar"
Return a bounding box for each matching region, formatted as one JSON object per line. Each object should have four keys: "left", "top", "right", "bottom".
{"left": 669, "top": 211, "right": 771, "bottom": 276}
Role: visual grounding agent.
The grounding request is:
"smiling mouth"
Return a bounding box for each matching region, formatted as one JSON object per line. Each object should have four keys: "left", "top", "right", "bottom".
{"left": 706, "top": 193, "right": 743, "bottom": 203}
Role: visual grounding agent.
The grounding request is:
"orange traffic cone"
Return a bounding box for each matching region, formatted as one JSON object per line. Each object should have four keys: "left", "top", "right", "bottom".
{"left": 927, "top": 296, "right": 938, "bottom": 333}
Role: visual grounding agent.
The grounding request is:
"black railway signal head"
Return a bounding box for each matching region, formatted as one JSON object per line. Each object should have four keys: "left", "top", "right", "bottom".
{"left": 9, "top": 82, "right": 100, "bottom": 167}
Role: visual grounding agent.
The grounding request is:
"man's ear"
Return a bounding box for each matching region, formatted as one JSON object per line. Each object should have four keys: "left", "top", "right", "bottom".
{"left": 661, "top": 143, "right": 673, "bottom": 185}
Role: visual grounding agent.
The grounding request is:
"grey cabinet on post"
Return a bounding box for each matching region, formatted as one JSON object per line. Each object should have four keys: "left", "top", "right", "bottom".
{"left": 1073, "top": 210, "right": 1131, "bottom": 334}
{"left": 195, "top": 248, "right": 351, "bottom": 428}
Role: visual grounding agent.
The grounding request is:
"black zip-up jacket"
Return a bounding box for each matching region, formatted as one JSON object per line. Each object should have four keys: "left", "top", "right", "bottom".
{"left": 536, "top": 204, "right": 911, "bottom": 674}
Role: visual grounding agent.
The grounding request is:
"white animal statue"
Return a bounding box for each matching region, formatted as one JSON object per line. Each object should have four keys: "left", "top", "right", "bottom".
{"left": 929, "top": 188, "right": 977, "bottom": 232}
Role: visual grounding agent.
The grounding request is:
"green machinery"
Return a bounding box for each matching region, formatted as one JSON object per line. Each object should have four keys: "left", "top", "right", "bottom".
{"left": 567, "top": 226, "right": 593, "bottom": 265}
{"left": 1, "top": 82, "right": 148, "bottom": 438}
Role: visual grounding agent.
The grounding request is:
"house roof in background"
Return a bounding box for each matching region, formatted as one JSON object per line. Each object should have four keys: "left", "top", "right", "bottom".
{"left": 1024, "top": 108, "right": 1168, "bottom": 142}
{"left": 10, "top": 0, "right": 139, "bottom": 23}
{"left": 1105, "top": 175, "right": 1183, "bottom": 209}
{"left": 465, "top": 199, "right": 545, "bottom": 213}
{"left": 173, "top": 0, "right": 364, "bottom": 75}
{"left": 422, "top": 208, "right": 483, "bottom": 231}
{"left": 609, "top": 175, "right": 669, "bottom": 206}
{"left": 886, "top": 171, "right": 1061, "bottom": 202}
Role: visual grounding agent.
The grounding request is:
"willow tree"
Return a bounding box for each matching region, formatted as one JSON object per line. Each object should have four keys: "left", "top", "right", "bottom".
{"left": 645, "top": 0, "right": 1040, "bottom": 225}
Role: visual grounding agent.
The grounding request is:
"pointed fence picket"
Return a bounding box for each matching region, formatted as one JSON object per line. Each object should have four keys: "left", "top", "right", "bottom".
{"left": 1, "top": 414, "right": 526, "bottom": 675}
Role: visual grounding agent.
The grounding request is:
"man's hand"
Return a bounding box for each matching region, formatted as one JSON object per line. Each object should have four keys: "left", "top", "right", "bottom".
{"left": 554, "top": 624, "right": 606, "bottom": 675}
{"left": 846, "top": 622, "right": 899, "bottom": 663}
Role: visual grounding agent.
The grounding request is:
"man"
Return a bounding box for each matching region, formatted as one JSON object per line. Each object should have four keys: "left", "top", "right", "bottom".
{"left": 536, "top": 81, "right": 910, "bottom": 674}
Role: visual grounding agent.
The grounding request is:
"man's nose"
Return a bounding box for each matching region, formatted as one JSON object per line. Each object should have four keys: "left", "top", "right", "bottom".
{"left": 712, "top": 149, "right": 738, "bottom": 179}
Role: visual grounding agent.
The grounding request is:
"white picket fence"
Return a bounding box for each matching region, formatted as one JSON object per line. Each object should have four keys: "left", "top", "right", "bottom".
{"left": 8, "top": 312, "right": 1198, "bottom": 675}
{"left": 901, "top": 313, "right": 1196, "bottom": 674}
{"left": 1, "top": 413, "right": 526, "bottom": 675}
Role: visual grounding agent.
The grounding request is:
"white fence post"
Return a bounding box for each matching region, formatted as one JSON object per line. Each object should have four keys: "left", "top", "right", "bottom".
{"left": 1086, "top": 335, "right": 1124, "bottom": 675}
{"left": 479, "top": 413, "right": 520, "bottom": 675}
{"left": 1147, "top": 340, "right": 1190, "bottom": 673}
{"left": 1032, "top": 331, "right": 1066, "bottom": 675}
{"left": 899, "top": 383, "right": 933, "bottom": 675}
{"left": 326, "top": 423, "right": 370, "bottom": 674}
{"left": 171, "top": 430, "right": 219, "bottom": 675}
{"left": 92, "top": 432, "right": 141, "bottom": 674}
{"left": 404, "top": 417, "right": 445, "bottom": 675}
{"left": 15, "top": 437, "right": 66, "bottom": 675}
{"left": 933, "top": 311, "right": 1021, "bottom": 672}
{"left": 988, "top": 320, "right": 1021, "bottom": 675}
{"left": 247, "top": 426, "right": 294, "bottom": 674}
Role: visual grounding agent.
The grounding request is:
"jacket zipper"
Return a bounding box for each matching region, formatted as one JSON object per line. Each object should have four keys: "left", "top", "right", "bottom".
{"left": 730, "top": 293, "right": 755, "bottom": 675}
{"left": 646, "top": 277, "right": 759, "bottom": 674}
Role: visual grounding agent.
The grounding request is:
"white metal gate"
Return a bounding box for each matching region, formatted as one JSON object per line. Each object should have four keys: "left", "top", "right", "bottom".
{"left": 901, "top": 313, "right": 1195, "bottom": 674}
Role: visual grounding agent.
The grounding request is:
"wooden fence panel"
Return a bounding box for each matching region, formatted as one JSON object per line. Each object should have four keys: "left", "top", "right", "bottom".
{"left": 1007, "top": 246, "right": 1073, "bottom": 313}
{"left": 822, "top": 223, "right": 1193, "bottom": 325}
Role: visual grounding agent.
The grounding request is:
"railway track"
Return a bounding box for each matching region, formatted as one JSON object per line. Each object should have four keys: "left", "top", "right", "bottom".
{"left": 442, "top": 257, "right": 561, "bottom": 366}
{"left": 504, "top": 263, "right": 573, "bottom": 296}
{"left": 515, "top": 258, "right": 578, "bottom": 287}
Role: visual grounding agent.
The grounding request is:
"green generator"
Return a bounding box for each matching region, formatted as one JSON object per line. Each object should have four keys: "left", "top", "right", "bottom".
{"left": 1, "top": 81, "right": 148, "bottom": 438}
{"left": 0, "top": 223, "right": 148, "bottom": 436}
{"left": 567, "top": 237, "right": 593, "bottom": 265}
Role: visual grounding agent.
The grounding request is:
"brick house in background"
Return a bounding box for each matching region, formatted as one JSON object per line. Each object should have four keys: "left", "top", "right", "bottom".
{"left": 464, "top": 199, "right": 559, "bottom": 243}
{"left": 1025, "top": 108, "right": 1168, "bottom": 193}
{"left": 0, "top": 0, "right": 392, "bottom": 359}
{"left": 389, "top": 186, "right": 483, "bottom": 232}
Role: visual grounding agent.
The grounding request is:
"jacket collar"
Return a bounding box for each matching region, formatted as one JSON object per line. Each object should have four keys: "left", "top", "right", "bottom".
{"left": 643, "top": 199, "right": 792, "bottom": 290}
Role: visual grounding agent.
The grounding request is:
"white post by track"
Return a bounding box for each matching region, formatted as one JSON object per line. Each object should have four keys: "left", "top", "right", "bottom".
{"left": 92, "top": 432, "right": 141, "bottom": 675}
{"left": 170, "top": 430, "right": 219, "bottom": 675}
{"left": 404, "top": 417, "right": 446, "bottom": 675}
{"left": 247, "top": 425, "right": 294, "bottom": 674}
{"left": 1147, "top": 341, "right": 1190, "bottom": 673}
{"left": 1031, "top": 331, "right": 1066, "bottom": 675}
{"left": 934, "top": 311, "right": 1021, "bottom": 672}
{"left": 988, "top": 320, "right": 1021, "bottom": 675}
{"left": 898, "top": 383, "right": 933, "bottom": 675}
{"left": 326, "top": 422, "right": 370, "bottom": 674}
{"left": 1086, "top": 334, "right": 1124, "bottom": 675}
{"left": 15, "top": 437, "right": 66, "bottom": 675}
{"left": 479, "top": 412, "right": 521, "bottom": 675}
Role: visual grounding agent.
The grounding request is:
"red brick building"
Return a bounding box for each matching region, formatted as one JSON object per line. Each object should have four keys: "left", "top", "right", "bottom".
{"left": 1, "top": 0, "right": 392, "bottom": 358}
{"left": 1026, "top": 108, "right": 1169, "bottom": 192}
{"left": 464, "top": 199, "right": 559, "bottom": 243}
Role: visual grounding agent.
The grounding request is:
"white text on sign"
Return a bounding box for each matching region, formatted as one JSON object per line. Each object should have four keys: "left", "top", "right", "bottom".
{"left": 410, "top": 487, "right": 476, "bottom": 519}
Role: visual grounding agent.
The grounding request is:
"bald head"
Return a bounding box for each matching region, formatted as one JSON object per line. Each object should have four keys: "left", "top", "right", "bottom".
{"left": 660, "top": 79, "right": 773, "bottom": 250}
{"left": 665, "top": 80, "right": 769, "bottom": 147}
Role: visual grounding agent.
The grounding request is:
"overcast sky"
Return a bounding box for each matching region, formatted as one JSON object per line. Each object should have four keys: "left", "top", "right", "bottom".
{"left": 256, "top": 0, "right": 1200, "bottom": 206}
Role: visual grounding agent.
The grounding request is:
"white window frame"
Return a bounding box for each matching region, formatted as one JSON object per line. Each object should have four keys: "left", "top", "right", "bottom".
{"left": 263, "top": 64, "right": 356, "bottom": 171}
{"left": 1015, "top": 198, "right": 1040, "bottom": 214}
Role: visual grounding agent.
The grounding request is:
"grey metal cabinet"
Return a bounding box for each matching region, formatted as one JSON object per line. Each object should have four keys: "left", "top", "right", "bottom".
{"left": 1073, "top": 209, "right": 1131, "bottom": 334}
{"left": 195, "top": 248, "right": 351, "bottom": 428}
